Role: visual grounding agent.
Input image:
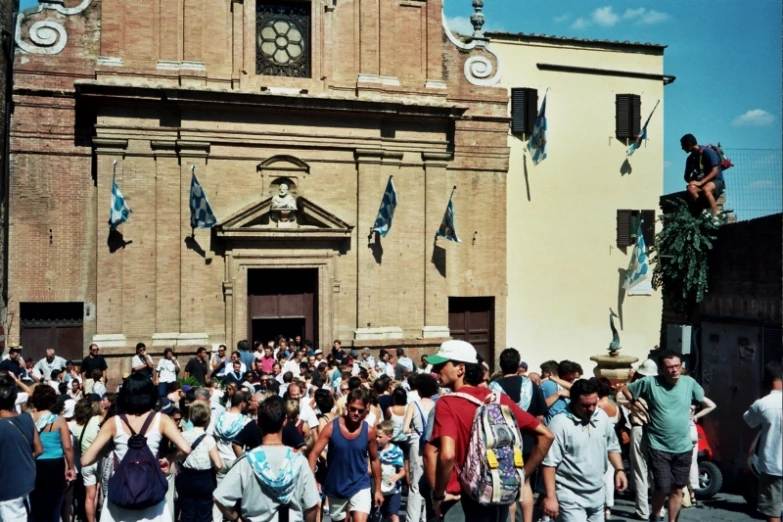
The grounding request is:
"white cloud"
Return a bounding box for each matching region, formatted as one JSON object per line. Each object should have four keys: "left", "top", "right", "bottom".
{"left": 732, "top": 109, "right": 776, "bottom": 127}
{"left": 640, "top": 10, "right": 671, "bottom": 24}
{"left": 444, "top": 15, "right": 504, "bottom": 35}
{"left": 445, "top": 16, "right": 474, "bottom": 35}
{"left": 554, "top": 14, "right": 570, "bottom": 23}
{"left": 571, "top": 17, "right": 589, "bottom": 29}
{"left": 571, "top": 6, "right": 671, "bottom": 29}
{"left": 623, "top": 8, "right": 646, "bottom": 20}
{"left": 748, "top": 179, "right": 780, "bottom": 189}
{"left": 593, "top": 6, "right": 619, "bottom": 26}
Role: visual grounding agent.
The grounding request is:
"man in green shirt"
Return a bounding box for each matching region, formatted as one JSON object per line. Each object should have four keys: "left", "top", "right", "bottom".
{"left": 620, "top": 350, "right": 707, "bottom": 522}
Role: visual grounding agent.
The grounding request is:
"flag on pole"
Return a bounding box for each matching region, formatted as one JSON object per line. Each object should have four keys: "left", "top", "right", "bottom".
{"left": 108, "top": 160, "right": 132, "bottom": 229}
{"left": 189, "top": 166, "right": 217, "bottom": 229}
{"left": 372, "top": 175, "right": 398, "bottom": 237}
{"left": 623, "top": 221, "right": 652, "bottom": 295}
{"left": 527, "top": 92, "right": 548, "bottom": 165}
{"left": 627, "top": 100, "right": 660, "bottom": 157}
{"left": 435, "top": 187, "right": 461, "bottom": 243}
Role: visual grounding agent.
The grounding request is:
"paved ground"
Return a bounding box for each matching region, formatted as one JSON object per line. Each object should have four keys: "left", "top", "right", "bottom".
{"left": 386, "top": 491, "right": 765, "bottom": 522}
{"left": 591, "top": 492, "right": 762, "bottom": 521}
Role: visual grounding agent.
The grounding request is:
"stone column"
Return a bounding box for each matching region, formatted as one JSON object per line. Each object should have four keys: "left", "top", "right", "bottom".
{"left": 178, "top": 141, "right": 210, "bottom": 348}
{"left": 151, "top": 141, "right": 181, "bottom": 347}
{"left": 422, "top": 151, "right": 451, "bottom": 338}
{"left": 93, "top": 138, "right": 129, "bottom": 348}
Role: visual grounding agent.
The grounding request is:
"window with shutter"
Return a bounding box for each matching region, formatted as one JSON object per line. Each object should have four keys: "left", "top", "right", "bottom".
{"left": 617, "top": 209, "right": 655, "bottom": 248}
{"left": 615, "top": 94, "right": 641, "bottom": 140}
{"left": 511, "top": 88, "right": 538, "bottom": 135}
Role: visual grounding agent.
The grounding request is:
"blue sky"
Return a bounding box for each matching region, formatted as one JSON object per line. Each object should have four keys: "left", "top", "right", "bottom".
{"left": 445, "top": 0, "right": 782, "bottom": 217}
{"left": 19, "top": 0, "right": 781, "bottom": 216}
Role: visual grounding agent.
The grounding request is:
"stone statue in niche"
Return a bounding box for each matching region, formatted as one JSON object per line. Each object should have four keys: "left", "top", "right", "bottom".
{"left": 271, "top": 182, "right": 297, "bottom": 224}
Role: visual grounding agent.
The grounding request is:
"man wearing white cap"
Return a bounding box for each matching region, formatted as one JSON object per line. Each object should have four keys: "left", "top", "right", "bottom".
{"left": 620, "top": 358, "right": 658, "bottom": 521}
{"left": 423, "top": 340, "right": 554, "bottom": 522}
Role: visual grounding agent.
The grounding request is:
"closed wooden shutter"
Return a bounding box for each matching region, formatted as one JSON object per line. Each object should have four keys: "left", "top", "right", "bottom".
{"left": 641, "top": 209, "right": 656, "bottom": 247}
{"left": 615, "top": 94, "right": 641, "bottom": 139}
{"left": 617, "top": 209, "right": 633, "bottom": 247}
{"left": 511, "top": 88, "right": 538, "bottom": 134}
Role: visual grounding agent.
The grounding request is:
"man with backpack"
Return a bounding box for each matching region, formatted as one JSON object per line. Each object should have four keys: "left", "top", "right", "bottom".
{"left": 424, "top": 340, "right": 554, "bottom": 522}
{"left": 490, "top": 348, "right": 548, "bottom": 522}
{"left": 681, "top": 133, "right": 730, "bottom": 222}
{"left": 541, "top": 379, "right": 627, "bottom": 522}
{"left": 214, "top": 395, "right": 320, "bottom": 522}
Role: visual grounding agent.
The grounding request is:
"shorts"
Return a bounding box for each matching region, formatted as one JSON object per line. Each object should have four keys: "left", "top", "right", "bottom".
{"left": 82, "top": 462, "right": 99, "bottom": 487}
{"left": 649, "top": 449, "right": 692, "bottom": 494}
{"left": 0, "top": 496, "right": 30, "bottom": 522}
{"left": 380, "top": 492, "right": 402, "bottom": 517}
{"left": 758, "top": 473, "right": 783, "bottom": 518}
{"left": 711, "top": 178, "right": 725, "bottom": 197}
{"left": 328, "top": 487, "right": 372, "bottom": 521}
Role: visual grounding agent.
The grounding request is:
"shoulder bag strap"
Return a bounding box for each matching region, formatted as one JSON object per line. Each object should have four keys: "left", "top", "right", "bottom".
{"left": 3, "top": 417, "right": 31, "bottom": 447}
{"left": 190, "top": 433, "right": 207, "bottom": 453}
{"left": 79, "top": 420, "right": 89, "bottom": 449}
{"left": 449, "top": 392, "right": 484, "bottom": 406}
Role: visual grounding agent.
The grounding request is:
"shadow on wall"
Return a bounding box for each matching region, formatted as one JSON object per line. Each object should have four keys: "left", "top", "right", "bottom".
{"left": 107, "top": 229, "right": 131, "bottom": 253}
{"left": 617, "top": 267, "right": 627, "bottom": 330}
{"left": 620, "top": 158, "right": 632, "bottom": 176}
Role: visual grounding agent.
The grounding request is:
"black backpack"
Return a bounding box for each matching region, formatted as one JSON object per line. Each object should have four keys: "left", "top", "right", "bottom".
{"left": 108, "top": 413, "right": 168, "bottom": 510}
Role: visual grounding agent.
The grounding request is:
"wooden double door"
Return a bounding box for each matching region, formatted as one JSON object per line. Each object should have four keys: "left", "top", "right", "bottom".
{"left": 449, "top": 297, "right": 494, "bottom": 370}
{"left": 247, "top": 269, "right": 318, "bottom": 347}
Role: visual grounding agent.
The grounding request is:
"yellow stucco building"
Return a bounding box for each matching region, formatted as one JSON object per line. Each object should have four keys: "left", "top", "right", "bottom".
{"left": 488, "top": 32, "right": 674, "bottom": 374}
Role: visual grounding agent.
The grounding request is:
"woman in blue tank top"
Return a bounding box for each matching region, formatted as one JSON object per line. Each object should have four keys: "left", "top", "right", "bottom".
{"left": 308, "top": 388, "right": 384, "bottom": 522}
{"left": 30, "top": 385, "right": 76, "bottom": 522}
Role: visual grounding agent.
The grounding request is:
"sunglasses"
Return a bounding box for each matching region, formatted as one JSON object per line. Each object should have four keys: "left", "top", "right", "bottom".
{"left": 340, "top": 388, "right": 350, "bottom": 392}
{"left": 348, "top": 406, "right": 366, "bottom": 414}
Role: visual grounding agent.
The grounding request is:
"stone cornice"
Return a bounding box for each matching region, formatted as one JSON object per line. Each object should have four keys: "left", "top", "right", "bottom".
{"left": 73, "top": 82, "right": 469, "bottom": 121}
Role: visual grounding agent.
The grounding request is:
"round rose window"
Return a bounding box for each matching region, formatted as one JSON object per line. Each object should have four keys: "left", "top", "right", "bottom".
{"left": 258, "top": 19, "right": 305, "bottom": 65}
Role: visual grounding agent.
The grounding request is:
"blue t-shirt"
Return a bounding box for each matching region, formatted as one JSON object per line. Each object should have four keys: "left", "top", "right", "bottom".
{"left": 541, "top": 379, "right": 568, "bottom": 424}
{"left": 0, "top": 413, "right": 37, "bottom": 501}
{"left": 685, "top": 145, "right": 723, "bottom": 183}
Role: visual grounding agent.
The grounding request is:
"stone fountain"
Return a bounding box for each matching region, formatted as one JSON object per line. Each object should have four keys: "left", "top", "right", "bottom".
{"left": 590, "top": 308, "right": 638, "bottom": 383}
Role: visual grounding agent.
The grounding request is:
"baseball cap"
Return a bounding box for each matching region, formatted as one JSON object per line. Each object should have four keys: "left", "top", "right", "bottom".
{"left": 160, "top": 398, "right": 174, "bottom": 414}
{"left": 314, "top": 349, "right": 323, "bottom": 355}
{"left": 425, "top": 340, "right": 478, "bottom": 366}
{"left": 636, "top": 359, "right": 659, "bottom": 377}
{"left": 181, "top": 385, "right": 192, "bottom": 392}
{"left": 350, "top": 349, "right": 359, "bottom": 358}
{"left": 519, "top": 361, "right": 529, "bottom": 371}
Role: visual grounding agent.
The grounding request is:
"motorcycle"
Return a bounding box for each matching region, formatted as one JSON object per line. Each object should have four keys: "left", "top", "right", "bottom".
{"left": 693, "top": 423, "right": 723, "bottom": 499}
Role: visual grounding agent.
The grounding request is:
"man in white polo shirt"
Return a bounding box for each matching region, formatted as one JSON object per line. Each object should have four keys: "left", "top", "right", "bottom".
{"left": 541, "top": 378, "right": 627, "bottom": 522}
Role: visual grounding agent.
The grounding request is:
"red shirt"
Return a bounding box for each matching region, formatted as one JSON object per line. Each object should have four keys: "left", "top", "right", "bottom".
{"left": 430, "top": 385, "right": 541, "bottom": 494}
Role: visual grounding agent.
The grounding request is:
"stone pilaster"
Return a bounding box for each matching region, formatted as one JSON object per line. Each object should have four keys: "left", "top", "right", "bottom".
{"left": 423, "top": 151, "right": 451, "bottom": 336}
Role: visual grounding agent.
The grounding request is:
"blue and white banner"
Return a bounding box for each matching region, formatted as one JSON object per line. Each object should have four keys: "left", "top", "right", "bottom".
{"left": 435, "top": 192, "right": 461, "bottom": 243}
{"left": 627, "top": 99, "right": 660, "bottom": 157}
{"left": 527, "top": 93, "right": 548, "bottom": 165}
{"left": 108, "top": 161, "right": 132, "bottom": 229}
{"left": 623, "top": 222, "right": 652, "bottom": 295}
{"left": 190, "top": 166, "right": 217, "bottom": 229}
{"left": 372, "top": 175, "right": 398, "bottom": 237}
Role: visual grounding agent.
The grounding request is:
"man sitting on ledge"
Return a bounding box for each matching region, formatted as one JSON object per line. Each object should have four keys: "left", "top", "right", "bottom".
{"left": 681, "top": 133, "right": 725, "bottom": 222}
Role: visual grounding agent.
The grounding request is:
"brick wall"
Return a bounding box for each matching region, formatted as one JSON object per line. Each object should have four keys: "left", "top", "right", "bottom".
{"left": 8, "top": 0, "right": 510, "bottom": 369}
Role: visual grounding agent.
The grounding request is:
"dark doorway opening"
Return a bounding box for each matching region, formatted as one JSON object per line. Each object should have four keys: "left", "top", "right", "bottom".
{"left": 252, "top": 318, "right": 306, "bottom": 348}
{"left": 448, "top": 297, "right": 495, "bottom": 371}
{"left": 20, "top": 302, "right": 84, "bottom": 363}
{"left": 248, "top": 268, "right": 318, "bottom": 348}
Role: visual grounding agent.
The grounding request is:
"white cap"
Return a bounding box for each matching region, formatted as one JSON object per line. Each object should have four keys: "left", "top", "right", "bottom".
{"left": 637, "top": 359, "right": 659, "bottom": 377}
{"left": 425, "top": 340, "right": 478, "bottom": 365}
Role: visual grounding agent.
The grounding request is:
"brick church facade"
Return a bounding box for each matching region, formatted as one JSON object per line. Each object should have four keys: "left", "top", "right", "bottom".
{"left": 8, "top": 0, "right": 509, "bottom": 374}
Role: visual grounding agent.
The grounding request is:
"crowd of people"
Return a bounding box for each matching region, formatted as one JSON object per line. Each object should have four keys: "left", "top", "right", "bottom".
{"left": 0, "top": 337, "right": 780, "bottom": 522}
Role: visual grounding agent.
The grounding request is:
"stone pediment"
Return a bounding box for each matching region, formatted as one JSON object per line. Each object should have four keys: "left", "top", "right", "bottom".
{"left": 216, "top": 196, "right": 353, "bottom": 241}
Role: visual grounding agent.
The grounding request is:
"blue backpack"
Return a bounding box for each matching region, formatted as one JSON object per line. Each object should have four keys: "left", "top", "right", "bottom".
{"left": 108, "top": 413, "right": 168, "bottom": 510}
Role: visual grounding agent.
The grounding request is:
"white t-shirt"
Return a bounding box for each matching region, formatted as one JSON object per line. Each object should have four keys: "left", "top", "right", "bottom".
{"left": 131, "top": 355, "right": 152, "bottom": 370}
{"left": 282, "top": 359, "right": 301, "bottom": 377}
{"left": 298, "top": 399, "right": 319, "bottom": 428}
{"left": 156, "top": 358, "right": 179, "bottom": 383}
